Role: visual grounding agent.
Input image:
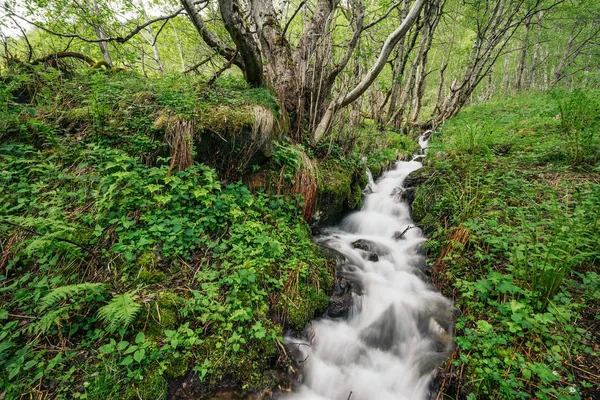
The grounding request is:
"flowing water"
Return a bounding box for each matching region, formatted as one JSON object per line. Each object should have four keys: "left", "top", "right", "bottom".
{"left": 285, "top": 137, "right": 454, "bottom": 400}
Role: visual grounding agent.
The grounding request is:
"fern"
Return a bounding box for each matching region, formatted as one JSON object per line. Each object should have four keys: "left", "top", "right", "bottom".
{"left": 40, "top": 283, "right": 104, "bottom": 310}
{"left": 30, "top": 308, "right": 70, "bottom": 335}
{"left": 97, "top": 292, "right": 142, "bottom": 332}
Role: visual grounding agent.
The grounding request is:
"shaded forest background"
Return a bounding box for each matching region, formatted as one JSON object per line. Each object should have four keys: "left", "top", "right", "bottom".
{"left": 2, "top": 0, "right": 599, "bottom": 143}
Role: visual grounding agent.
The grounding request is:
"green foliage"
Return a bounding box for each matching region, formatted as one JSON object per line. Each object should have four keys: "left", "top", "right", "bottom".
{"left": 414, "top": 91, "right": 600, "bottom": 399}
{"left": 555, "top": 89, "right": 600, "bottom": 165}
{"left": 98, "top": 292, "right": 142, "bottom": 333}
{"left": 0, "top": 70, "right": 330, "bottom": 397}
{"left": 40, "top": 283, "right": 104, "bottom": 310}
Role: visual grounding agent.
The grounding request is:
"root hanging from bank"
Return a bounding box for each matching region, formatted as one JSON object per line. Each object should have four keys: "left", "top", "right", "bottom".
{"left": 163, "top": 116, "right": 194, "bottom": 175}
{"left": 252, "top": 105, "right": 276, "bottom": 146}
{"left": 290, "top": 152, "right": 318, "bottom": 220}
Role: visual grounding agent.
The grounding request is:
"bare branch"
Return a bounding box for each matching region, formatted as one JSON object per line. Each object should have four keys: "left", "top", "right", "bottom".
{"left": 362, "top": 1, "right": 403, "bottom": 31}
{"left": 282, "top": 0, "right": 306, "bottom": 39}
{"left": 1, "top": 4, "right": 185, "bottom": 45}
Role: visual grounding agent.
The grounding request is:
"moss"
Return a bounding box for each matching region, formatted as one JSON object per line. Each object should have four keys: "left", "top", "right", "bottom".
{"left": 146, "top": 291, "right": 181, "bottom": 338}
{"left": 164, "top": 353, "right": 191, "bottom": 378}
{"left": 62, "top": 107, "right": 91, "bottom": 125}
{"left": 126, "top": 372, "right": 167, "bottom": 399}
{"left": 286, "top": 286, "right": 329, "bottom": 329}
{"left": 197, "top": 105, "right": 255, "bottom": 135}
{"left": 347, "top": 183, "right": 363, "bottom": 209}
{"left": 135, "top": 252, "right": 165, "bottom": 285}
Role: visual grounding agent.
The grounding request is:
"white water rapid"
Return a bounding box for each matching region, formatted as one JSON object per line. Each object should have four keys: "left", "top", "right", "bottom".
{"left": 285, "top": 136, "right": 454, "bottom": 400}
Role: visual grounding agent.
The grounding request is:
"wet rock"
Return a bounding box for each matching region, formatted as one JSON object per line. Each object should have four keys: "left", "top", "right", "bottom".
{"left": 328, "top": 280, "right": 354, "bottom": 318}
{"left": 351, "top": 239, "right": 390, "bottom": 256}
{"left": 365, "top": 252, "right": 379, "bottom": 262}
{"left": 359, "top": 306, "right": 401, "bottom": 352}
{"left": 401, "top": 187, "right": 417, "bottom": 205}
{"left": 167, "top": 371, "right": 204, "bottom": 399}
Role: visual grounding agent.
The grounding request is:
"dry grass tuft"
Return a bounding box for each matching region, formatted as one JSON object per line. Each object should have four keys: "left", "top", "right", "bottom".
{"left": 290, "top": 152, "right": 319, "bottom": 220}
{"left": 156, "top": 113, "right": 195, "bottom": 175}
{"left": 433, "top": 225, "right": 471, "bottom": 285}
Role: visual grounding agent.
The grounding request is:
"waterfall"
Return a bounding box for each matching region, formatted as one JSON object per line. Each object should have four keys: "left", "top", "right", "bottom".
{"left": 285, "top": 135, "right": 454, "bottom": 400}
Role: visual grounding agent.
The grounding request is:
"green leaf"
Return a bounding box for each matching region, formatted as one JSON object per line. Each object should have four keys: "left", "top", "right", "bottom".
{"left": 117, "top": 341, "right": 129, "bottom": 351}
{"left": 120, "top": 356, "right": 133, "bottom": 366}
{"left": 8, "top": 365, "right": 20, "bottom": 380}
{"left": 133, "top": 349, "right": 145, "bottom": 363}
{"left": 135, "top": 332, "right": 145, "bottom": 344}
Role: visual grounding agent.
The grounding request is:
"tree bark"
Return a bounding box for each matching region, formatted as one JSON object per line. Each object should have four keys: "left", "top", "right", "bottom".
{"left": 514, "top": 18, "right": 532, "bottom": 91}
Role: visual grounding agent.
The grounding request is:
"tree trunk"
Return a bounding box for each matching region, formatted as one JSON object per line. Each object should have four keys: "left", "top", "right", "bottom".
{"left": 218, "top": 0, "right": 264, "bottom": 87}
{"left": 140, "top": 0, "right": 166, "bottom": 74}
{"left": 525, "top": 10, "right": 544, "bottom": 90}
{"left": 84, "top": 0, "right": 113, "bottom": 66}
{"left": 514, "top": 19, "right": 531, "bottom": 91}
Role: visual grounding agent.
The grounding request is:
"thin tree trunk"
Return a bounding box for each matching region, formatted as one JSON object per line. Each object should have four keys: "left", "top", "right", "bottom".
{"left": 172, "top": 22, "right": 186, "bottom": 72}
{"left": 515, "top": 19, "right": 531, "bottom": 91}
{"left": 526, "top": 10, "right": 544, "bottom": 90}
{"left": 84, "top": 0, "right": 113, "bottom": 66}
{"left": 312, "top": 0, "right": 426, "bottom": 143}
{"left": 140, "top": 0, "right": 166, "bottom": 74}
{"left": 503, "top": 50, "right": 511, "bottom": 93}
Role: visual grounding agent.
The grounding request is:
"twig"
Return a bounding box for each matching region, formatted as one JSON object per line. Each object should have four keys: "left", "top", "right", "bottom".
{"left": 208, "top": 50, "right": 239, "bottom": 86}
{"left": 282, "top": 0, "right": 306, "bottom": 39}
{"left": 564, "top": 361, "right": 600, "bottom": 380}
{"left": 395, "top": 225, "right": 415, "bottom": 239}
{"left": 347, "top": 391, "right": 353, "bottom": 400}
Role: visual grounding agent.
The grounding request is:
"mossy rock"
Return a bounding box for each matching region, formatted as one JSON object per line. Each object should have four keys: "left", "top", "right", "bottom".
{"left": 313, "top": 161, "right": 352, "bottom": 225}
{"left": 126, "top": 372, "right": 167, "bottom": 399}
{"left": 146, "top": 291, "right": 181, "bottom": 338}
{"left": 347, "top": 183, "right": 363, "bottom": 209}
{"left": 403, "top": 166, "right": 435, "bottom": 188}
{"left": 135, "top": 252, "right": 166, "bottom": 285}
{"left": 164, "top": 353, "right": 191, "bottom": 379}
{"left": 60, "top": 107, "right": 91, "bottom": 128}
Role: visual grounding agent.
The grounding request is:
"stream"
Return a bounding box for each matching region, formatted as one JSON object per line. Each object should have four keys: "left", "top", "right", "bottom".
{"left": 285, "top": 136, "right": 454, "bottom": 400}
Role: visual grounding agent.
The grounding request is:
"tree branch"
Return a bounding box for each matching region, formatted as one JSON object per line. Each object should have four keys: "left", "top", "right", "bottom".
{"left": 312, "top": 0, "right": 426, "bottom": 143}
{"left": 1, "top": 4, "right": 186, "bottom": 45}
{"left": 362, "top": 0, "right": 404, "bottom": 31}
{"left": 282, "top": 0, "right": 306, "bottom": 39}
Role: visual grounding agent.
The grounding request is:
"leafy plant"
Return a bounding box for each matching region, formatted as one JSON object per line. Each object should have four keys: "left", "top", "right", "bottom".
{"left": 98, "top": 292, "right": 142, "bottom": 333}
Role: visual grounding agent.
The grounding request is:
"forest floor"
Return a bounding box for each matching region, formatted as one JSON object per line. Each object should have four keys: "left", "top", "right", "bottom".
{"left": 413, "top": 91, "right": 600, "bottom": 400}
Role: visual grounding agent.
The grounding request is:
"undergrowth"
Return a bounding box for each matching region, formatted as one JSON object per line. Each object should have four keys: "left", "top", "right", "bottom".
{"left": 0, "top": 69, "right": 332, "bottom": 398}
{"left": 414, "top": 91, "right": 600, "bottom": 399}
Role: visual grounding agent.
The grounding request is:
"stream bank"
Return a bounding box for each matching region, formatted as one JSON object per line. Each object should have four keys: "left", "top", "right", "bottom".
{"left": 410, "top": 92, "right": 600, "bottom": 399}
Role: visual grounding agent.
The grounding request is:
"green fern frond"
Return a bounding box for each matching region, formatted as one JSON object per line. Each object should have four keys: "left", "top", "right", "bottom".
{"left": 30, "top": 308, "right": 70, "bottom": 335}
{"left": 40, "top": 283, "right": 104, "bottom": 310}
{"left": 97, "top": 292, "right": 142, "bottom": 332}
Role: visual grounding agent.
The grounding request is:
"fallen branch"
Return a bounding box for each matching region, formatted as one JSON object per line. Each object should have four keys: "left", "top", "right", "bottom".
{"left": 31, "top": 52, "right": 96, "bottom": 67}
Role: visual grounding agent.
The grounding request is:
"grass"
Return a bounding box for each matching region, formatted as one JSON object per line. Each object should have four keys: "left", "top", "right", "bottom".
{"left": 413, "top": 90, "right": 600, "bottom": 399}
